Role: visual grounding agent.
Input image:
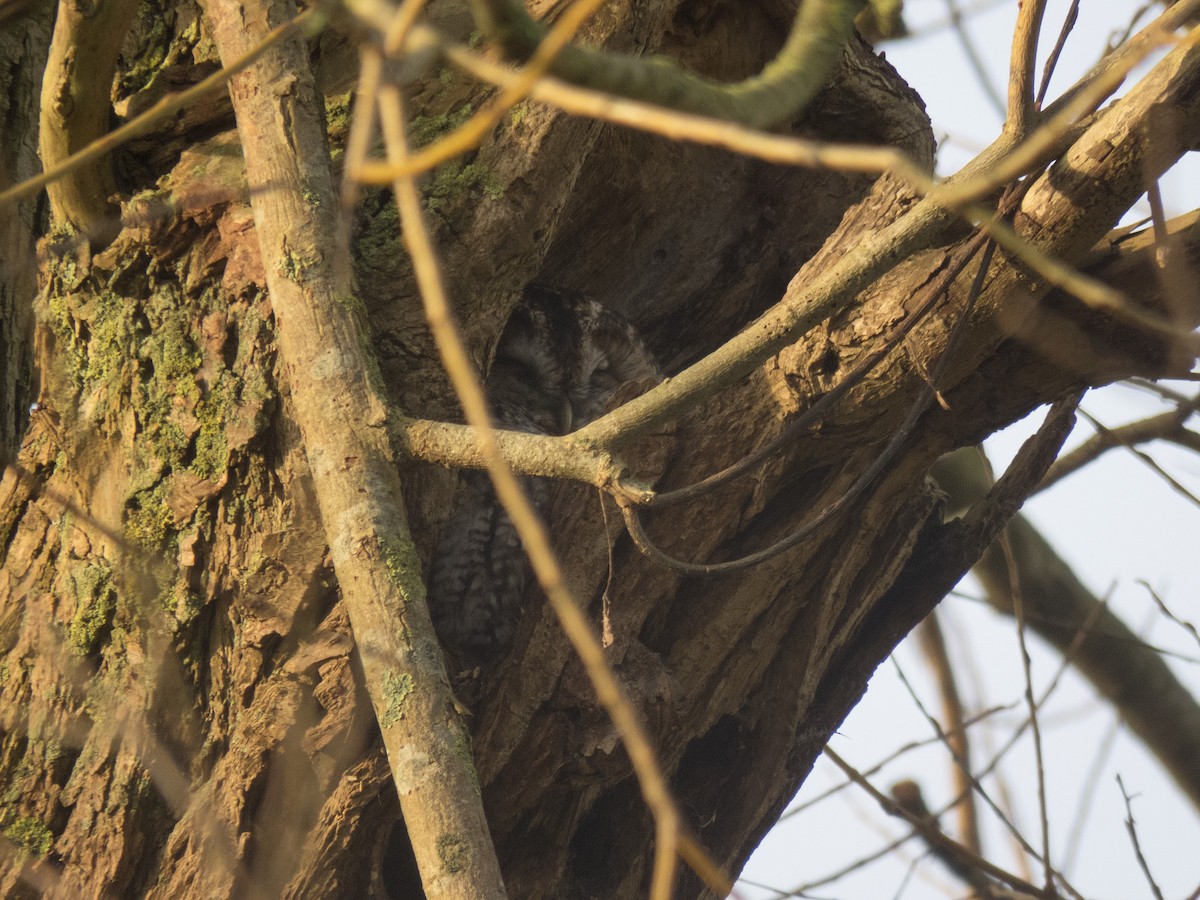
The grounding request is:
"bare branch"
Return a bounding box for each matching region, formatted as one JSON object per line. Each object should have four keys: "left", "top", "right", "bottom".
{"left": 939, "top": 449, "right": 1200, "bottom": 811}
{"left": 914, "top": 614, "right": 981, "bottom": 854}
{"left": 826, "top": 749, "right": 1045, "bottom": 898}
{"left": 37, "top": 0, "right": 142, "bottom": 239}
{"left": 1117, "top": 775, "right": 1167, "bottom": 900}
{"left": 376, "top": 55, "right": 729, "bottom": 900}
{"left": 1007, "top": 0, "right": 1047, "bottom": 137}
{"left": 469, "top": 0, "right": 868, "bottom": 129}
{"left": 199, "top": 0, "right": 506, "bottom": 894}
{"left": 1040, "top": 403, "right": 1199, "bottom": 489}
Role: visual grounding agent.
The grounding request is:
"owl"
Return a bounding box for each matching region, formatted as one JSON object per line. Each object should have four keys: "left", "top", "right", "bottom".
{"left": 427, "top": 285, "right": 662, "bottom": 667}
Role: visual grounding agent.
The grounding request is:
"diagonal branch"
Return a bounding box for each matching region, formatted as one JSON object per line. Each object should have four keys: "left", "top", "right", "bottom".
{"left": 198, "top": 1, "right": 506, "bottom": 897}
{"left": 936, "top": 448, "right": 1200, "bottom": 812}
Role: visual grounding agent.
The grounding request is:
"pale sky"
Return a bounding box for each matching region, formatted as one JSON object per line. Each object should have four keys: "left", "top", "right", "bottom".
{"left": 738, "top": 3, "right": 1200, "bottom": 898}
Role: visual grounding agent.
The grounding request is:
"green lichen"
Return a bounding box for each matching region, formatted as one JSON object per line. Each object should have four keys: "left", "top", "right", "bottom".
{"left": 409, "top": 104, "right": 473, "bottom": 148}
{"left": 325, "top": 91, "right": 353, "bottom": 138}
{"left": 43, "top": 289, "right": 137, "bottom": 407}
{"left": 3, "top": 817, "right": 53, "bottom": 859}
{"left": 452, "top": 727, "right": 481, "bottom": 795}
{"left": 379, "top": 671, "right": 414, "bottom": 729}
{"left": 67, "top": 561, "right": 118, "bottom": 657}
{"left": 118, "top": 8, "right": 170, "bottom": 97}
{"left": 190, "top": 378, "right": 233, "bottom": 479}
{"left": 424, "top": 163, "right": 503, "bottom": 214}
{"left": 436, "top": 834, "right": 468, "bottom": 874}
{"left": 508, "top": 100, "right": 531, "bottom": 128}
{"left": 379, "top": 536, "right": 424, "bottom": 600}
{"left": 334, "top": 292, "right": 366, "bottom": 316}
{"left": 279, "top": 250, "right": 320, "bottom": 281}
{"left": 125, "top": 482, "right": 175, "bottom": 550}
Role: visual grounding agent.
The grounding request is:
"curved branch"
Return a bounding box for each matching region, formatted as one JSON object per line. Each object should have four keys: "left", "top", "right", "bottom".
{"left": 470, "top": 0, "right": 868, "bottom": 129}
{"left": 573, "top": 24, "right": 1200, "bottom": 450}
{"left": 38, "top": 0, "right": 142, "bottom": 239}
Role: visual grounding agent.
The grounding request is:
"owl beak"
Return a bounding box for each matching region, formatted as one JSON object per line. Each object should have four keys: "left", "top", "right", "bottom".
{"left": 557, "top": 398, "right": 574, "bottom": 434}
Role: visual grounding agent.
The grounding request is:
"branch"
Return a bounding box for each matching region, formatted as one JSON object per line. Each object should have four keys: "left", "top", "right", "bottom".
{"left": 1040, "top": 404, "right": 1199, "bottom": 491}
{"left": 376, "top": 53, "right": 729, "bottom": 900}
{"left": 1, "top": 11, "right": 313, "bottom": 215}
{"left": 468, "top": 0, "right": 868, "bottom": 129}
{"left": 826, "top": 750, "right": 1046, "bottom": 898}
{"left": 568, "top": 18, "right": 1200, "bottom": 450}
{"left": 393, "top": 416, "right": 629, "bottom": 489}
{"left": 198, "top": 1, "right": 506, "bottom": 896}
{"left": 936, "top": 448, "right": 1200, "bottom": 812}
{"left": 914, "top": 615, "right": 981, "bottom": 855}
{"left": 38, "top": 0, "right": 142, "bottom": 239}
{"left": 889, "top": 779, "right": 999, "bottom": 896}
{"left": 1007, "top": 0, "right": 1047, "bottom": 137}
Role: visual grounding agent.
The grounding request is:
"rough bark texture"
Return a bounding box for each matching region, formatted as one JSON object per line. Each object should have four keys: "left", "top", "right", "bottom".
{"left": 0, "top": 0, "right": 1196, "bottom": 898}
{"left": 0, "top": 2, "right": 49, "bottom": 468}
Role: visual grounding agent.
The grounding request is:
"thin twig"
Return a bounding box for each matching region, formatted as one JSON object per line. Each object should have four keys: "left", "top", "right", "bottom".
{"left": 1078, "top": 409, "right": 1200, "bottom": 510}
{"left": 911, "top": 619, "right": 981, "bottom": 853}
{"left": 994, "top": 517, "right": 1056, "bottom": 895}
{"left": 1036, "top": 0, "right": 1081, "bottom": 107}
{"left": 1137, "top": 581, "right": 1200, "bottom": 653}
{"left": 355, "top": 0, "right": 610, "bottom": 182}
{"left": 377, "top": 70, "right": 730, "bottom": 900}
{"left": 1038, "top": 399, "right": 1200, "bottom": 491}
{"left": 1062, "top": 711, "right": 1122, "bottom": 872}
{"left": 943, "top": 0, "right": 1006, "bottom": 119}
{"left": 1117, "top": 774, "right": 1167, "bottom": 900}
{"left": 778, "top": 703, "right": 1014, "bottom": 821}
{"left": 889, "top": 779, "right": 998, "bottom": 896}
{"left": 891, "top": 658, "right": 1041, "bottom": 868}
{"left": 824, "top": 748, "right": 1046, "bottom": 898}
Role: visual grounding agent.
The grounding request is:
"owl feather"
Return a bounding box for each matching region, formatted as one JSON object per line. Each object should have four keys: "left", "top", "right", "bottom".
{"left": 427, "top": 286, "right": 661, "bottom": 667}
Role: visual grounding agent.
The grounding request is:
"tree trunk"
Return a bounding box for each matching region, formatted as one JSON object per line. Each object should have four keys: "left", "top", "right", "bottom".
{"left": 0, "top": 0, "right": 1196, "bottom": 897}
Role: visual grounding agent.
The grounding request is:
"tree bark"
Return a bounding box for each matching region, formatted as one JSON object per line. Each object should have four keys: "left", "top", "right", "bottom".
{"left": 0, "top": 0, "right": 1196, "bottom": 897}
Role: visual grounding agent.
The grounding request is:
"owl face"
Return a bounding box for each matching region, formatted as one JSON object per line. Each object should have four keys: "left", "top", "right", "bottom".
{"left": 429, "top": 286, "right": 661, "bottom": 667}
{"left": 489, "top": 286, "right": 662, "bottom": 434}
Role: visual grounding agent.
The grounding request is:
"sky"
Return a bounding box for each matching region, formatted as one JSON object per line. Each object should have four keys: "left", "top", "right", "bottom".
{"left": 736, "top": 3, "right": 1200, "bottom": 898}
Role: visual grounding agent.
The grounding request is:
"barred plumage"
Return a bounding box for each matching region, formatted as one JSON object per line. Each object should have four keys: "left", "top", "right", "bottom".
{"left": 428, "top": 286, "right": 661, "bottom": 666}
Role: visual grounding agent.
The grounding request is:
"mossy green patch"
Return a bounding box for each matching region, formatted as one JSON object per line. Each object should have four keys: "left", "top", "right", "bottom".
{"left": 379, "top": 671, "right": 414, "bottom": 729}
{"left": 125, "top": 482, "right": 175, "bottom": 550}
{"left": 379, "top": 536, "right": 424, "bottom": 602}
{"left": 190, "top": 377, "right": 234, "bottom": 479}
{"left": 279, "top": 250, "right": 320, "bottom": 281}
{"left": 409, "top": 104, "right": 473, "bottom": 148}
{"left": 3, "top": 817, "right": 53, "bottom": 859}
{"left": 67, "top": 561, "right": 118, "bottom": 657}
{"left": 508, "top": 100, "right": 531, "bottom": 128}
{"left": 436, "top": 834, "right": 467, "bottom": 874}
{"left": 424, "top": 163, "right": 503, "bottom": 214}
